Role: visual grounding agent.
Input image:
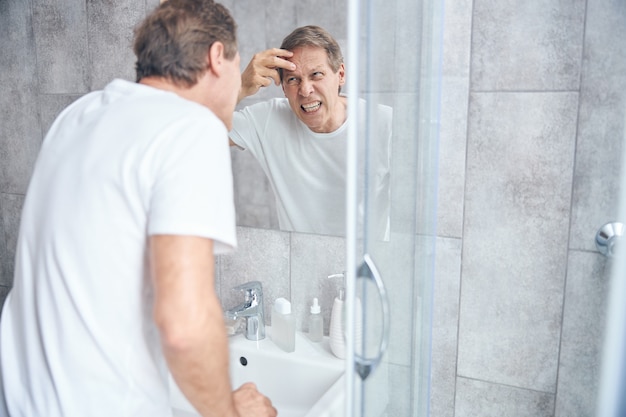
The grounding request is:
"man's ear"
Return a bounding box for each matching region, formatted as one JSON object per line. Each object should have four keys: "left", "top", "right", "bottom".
{"left": 208, "top": 42, "right": 225, "bottom": 76}
{"left": 337, "top": 63, "right": 346, "bottom": 87}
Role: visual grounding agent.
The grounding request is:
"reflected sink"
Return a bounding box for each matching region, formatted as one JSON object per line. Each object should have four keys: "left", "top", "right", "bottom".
{"left": 170, "top": 326, "right": 345, "bottom": 417}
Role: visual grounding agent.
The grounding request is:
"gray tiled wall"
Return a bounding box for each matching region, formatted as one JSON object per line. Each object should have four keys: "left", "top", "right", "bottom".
{"left": 0, "top": 0, "right": 624, "bottom": 416}
{"left": 440, "top": 0, "right": 625, "bottom": 416}
{"left": 470, "top": 0, "right": 585, "bottom": 92}
{"left": 459, "top": 91, "right": 577, "bottom": 393}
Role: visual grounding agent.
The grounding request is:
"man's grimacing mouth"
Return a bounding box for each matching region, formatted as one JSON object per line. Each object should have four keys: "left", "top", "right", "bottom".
{"left": 301, "top": 101, "right": 321, "bottom": 112}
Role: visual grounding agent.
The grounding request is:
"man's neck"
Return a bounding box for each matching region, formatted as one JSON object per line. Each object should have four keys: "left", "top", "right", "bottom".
{"left": 139, "top": 76, "right": 205, "bottom": 106}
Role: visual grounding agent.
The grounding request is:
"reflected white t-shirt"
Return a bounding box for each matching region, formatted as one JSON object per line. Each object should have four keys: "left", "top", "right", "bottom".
{"left": 0, "top": 79, "right": 236, "bottom": 417}
{"left": 230, "top": 98, "right": 392, "bottom": 237}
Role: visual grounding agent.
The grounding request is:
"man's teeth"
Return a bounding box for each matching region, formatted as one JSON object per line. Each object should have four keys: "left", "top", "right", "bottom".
{"left": 302, "top": 102, "right": 321, "bottom": 112}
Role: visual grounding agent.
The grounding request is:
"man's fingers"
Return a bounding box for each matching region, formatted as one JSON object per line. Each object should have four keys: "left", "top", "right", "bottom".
{"left": 265, "top": 47, "right": 294, "bottom": 59}
{"left": 252, "top": 64, "right": 285, "bottom": 87}
{"left": 253, "top": 49, "right": 296, "bottom": 72}
{"left": 268, "top": 55, "right": 296, "bottom": 72}
{"left": 255, "top": 74, "right": 273, "bottom": 88}
{"left": 267, "top": 70, "right": 281, "bottom": 86}
{"left": 240, "top": 48, "right": 296, "bottom": 97}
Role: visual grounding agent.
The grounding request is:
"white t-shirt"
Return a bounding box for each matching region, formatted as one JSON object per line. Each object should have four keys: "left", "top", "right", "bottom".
{"left": 230, "top": 98, "right": 392, "bottom": 237}
{"left": 0, "top": 79, "right": 236, "bottom": 417}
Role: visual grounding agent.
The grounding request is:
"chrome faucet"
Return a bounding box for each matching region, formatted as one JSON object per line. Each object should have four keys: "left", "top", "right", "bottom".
{"left": 224, "top": 281, "right": 265, "bottom": 341}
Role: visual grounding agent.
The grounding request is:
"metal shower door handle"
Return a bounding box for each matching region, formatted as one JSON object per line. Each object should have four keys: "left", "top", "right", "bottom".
{"left": 354, "top": 253, "right": 390, "bottom": 380}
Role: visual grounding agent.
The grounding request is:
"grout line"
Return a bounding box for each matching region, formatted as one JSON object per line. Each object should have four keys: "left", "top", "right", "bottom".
{"left": 456, "top": 374, "right": 558, "bottom": 396}
{"left": 552, "top": 0, "right": 590, "bottom": 414}
{"left": 451, "top": 0, "right": 476, "bottom": 412}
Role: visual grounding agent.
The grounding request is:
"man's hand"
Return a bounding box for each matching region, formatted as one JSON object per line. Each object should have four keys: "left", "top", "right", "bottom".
{"left": 238, "top": 48, "right": 295, "bottom": 103}
{"left": 233, "top": 383, "right": 277, "bottom": 417}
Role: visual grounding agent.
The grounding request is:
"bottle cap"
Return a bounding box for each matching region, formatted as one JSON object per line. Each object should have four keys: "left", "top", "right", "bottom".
{"left": 310, "top": 297, "right": 321, "bottom": 314}
{"left": 274, "top": 297, "right": 291, "bottom": 314}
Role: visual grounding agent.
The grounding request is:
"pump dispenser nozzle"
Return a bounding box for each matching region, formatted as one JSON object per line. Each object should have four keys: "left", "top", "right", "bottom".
{"left": 327, "top": 273, "right": 346, "bottom": 301}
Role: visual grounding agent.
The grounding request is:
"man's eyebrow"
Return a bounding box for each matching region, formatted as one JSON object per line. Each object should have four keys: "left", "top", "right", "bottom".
{"left": 283, "top": 65, "right": 326, "bottom": 77}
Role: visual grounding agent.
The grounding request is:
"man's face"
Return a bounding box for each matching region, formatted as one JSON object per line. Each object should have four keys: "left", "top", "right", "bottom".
{"left": 281, "top": 46, "right": 346, "bottom": 133}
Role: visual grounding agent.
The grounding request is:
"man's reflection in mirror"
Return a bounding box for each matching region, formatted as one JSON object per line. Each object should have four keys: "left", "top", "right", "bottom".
{"left": 229, "top": 25, "right": 391, "bottom": 239}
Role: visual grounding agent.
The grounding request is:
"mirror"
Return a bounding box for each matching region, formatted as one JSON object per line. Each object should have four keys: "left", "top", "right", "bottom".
{"left": 226, "top": 1, "right": 392, "bottom": 238}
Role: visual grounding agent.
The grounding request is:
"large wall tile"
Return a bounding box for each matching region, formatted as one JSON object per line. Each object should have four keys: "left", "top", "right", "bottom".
{"left": 86, "top": 1, "right": 145, "bottom": 89}
{"left": 458, "top": 92, "right": 578, "bottom": 392}
{"left": 471, "top": 0, "right": 585, "bottom": 91}
{"left": 32, "top": 0, "right": 90, "bottom": 93}
{"left": 218, "top": 227, "right": 290, "bottom": 323}
{"left": 555, "top": 250, "right": 610, "bottom": 416}
{"left": 0, "top": 0, "right": 43, "bottom": 194}
{"left": 569, "top": 0, "right": 626, "bottom": 251}
{"left": 455, "top": 377, "right": 555, "bottom": 417}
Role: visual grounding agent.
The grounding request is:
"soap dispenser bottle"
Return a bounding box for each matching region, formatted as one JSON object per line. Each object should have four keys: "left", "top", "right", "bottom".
{"left": 308, "top": 298, "right": 323, "bottom": 342}
{"left": 328, "top": 273, "right": 363, "bottom": 359}
{"left": 329, "top": 288, "right": 346, "bottom": 358}
{"left": 271, "top": 297, "right": 296, "bottom": 352}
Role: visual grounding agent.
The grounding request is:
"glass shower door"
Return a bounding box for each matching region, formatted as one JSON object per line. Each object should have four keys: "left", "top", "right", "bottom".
{"left": 344, "top": 0, "right": 443, "bottom": 415}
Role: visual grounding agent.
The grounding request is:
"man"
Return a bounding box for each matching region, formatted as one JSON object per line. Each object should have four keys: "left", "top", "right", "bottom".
{"left": 0, "top": 1, "right": 275, "bottom": 416}
{"left": 230, "top": 25, "right": 392, "bottom": 237}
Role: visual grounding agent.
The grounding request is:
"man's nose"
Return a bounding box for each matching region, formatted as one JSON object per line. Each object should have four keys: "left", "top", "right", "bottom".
{"left": 298, "top": 79, "right": 313, "bottom": 97}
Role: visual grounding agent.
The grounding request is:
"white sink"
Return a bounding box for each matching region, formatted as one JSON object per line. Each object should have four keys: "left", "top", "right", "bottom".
{"left": 170, "top": 326, "right": 345, "bottom": 417}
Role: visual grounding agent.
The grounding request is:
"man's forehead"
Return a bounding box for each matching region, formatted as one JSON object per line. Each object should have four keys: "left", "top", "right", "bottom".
{"left": 285, "top": 51, "right": 332, "bottom": 73}
{"left": 284, "top": 61, "right": 328, "bottom": 74}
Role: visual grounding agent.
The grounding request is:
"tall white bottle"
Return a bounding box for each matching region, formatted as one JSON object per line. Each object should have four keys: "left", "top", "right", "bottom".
{"left": 329, "top": 288, "right": 346, "bottom": 358}
{"left": 328, "top": 288, "right": 363, "bottom": 359}
{"left": 272, "top": 297, "right": 295, "bottom": 352}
